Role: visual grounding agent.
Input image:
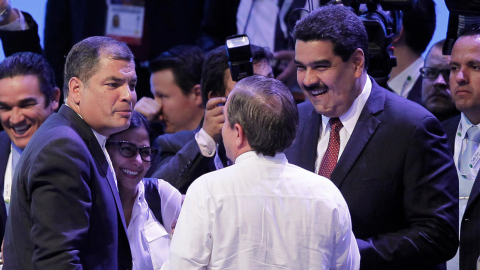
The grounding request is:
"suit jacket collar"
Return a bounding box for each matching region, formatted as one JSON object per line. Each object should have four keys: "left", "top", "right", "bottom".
{"left": 57, "top": 105, "right": 128, "bottom": 231}
{"left": 330, "top": 78, "right": 384, "bottom": 188}
{"left": 296, "top": 103, "right": 321, "bottom": 172}
{"left": 0, "top": 131, "right": 11, "bottom": 188}
{"left": 442, "top": 115, "right": 461, "bottom": 155}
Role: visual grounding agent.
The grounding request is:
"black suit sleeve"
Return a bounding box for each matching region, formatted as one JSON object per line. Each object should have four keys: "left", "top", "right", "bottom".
{"left": 44, "top": 0, "right": 72, "bottom": 90}
{"left": 0, "top": 12, "right": 42, "bottom": 56}
{"left": 148, "top": 132, "right": 214, "bottom": 194}
{"left": 28, "top": 136, "right": 93, "bottom": 269}
{"left": 357, "top": 116, "right": 459, "bottom": 269}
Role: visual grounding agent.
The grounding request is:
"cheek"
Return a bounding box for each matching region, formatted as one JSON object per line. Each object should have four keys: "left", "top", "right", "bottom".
{"left": 25, "top": 106, "right": 51, "bottom": 124}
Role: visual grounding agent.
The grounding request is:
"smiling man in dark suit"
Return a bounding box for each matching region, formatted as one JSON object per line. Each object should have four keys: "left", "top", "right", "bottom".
{"left": 3, "top": 36, "right": 136, "bottom": 270}
{"left": 0, "top": 52, "right": 60, "bottom": 246}
{"left": 286, "top": 5, "right": 459, "bottom": 270}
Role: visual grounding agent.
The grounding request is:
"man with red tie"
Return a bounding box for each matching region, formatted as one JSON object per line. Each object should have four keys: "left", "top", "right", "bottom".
{"left": 285, "top": 5, "right": 459, "bottom": 270}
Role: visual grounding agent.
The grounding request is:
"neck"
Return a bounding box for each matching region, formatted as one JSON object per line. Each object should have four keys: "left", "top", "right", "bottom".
{"left": 119, "top": 185, "right": 138, "bottom": 226}
{"left": 465, "top": 110, "right": 480, "bottom": 126}
{"left": 389, "top": 44, "right": 421, "bottom": 80}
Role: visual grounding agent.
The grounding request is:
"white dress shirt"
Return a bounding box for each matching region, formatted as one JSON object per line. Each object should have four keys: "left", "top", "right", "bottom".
{"left": 4, "top": 144, "right": 22, "bottom": 213}
{"left": 447, "top": 113, "right": 480, "bottom": 270}
{"left": 162, "top": 151, "right": 360, "bottom": 270}
{"left": 91, "top": 129, "right": 118, "bottom": 188}
{"left": 388, "top": 57, "right": 423, "bottom": 98}
{"left": 129, "top": 179, "right": 182, "bottom": 270}
{"left": 315, "top": 77, "right": 372, "bottom": 174}
{"left": 195, "top": 128, "right": 227, "bottom": 170}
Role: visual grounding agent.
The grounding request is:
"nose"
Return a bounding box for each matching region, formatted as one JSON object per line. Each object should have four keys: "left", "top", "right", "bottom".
{"left": 131, "top": 151, "right": 143, "bottom": 166}
{"left": 454, "top": 67, "right": 468, "bottom": 86}
{"left": 302, "top": 68, "right": 319, "bottom": 87}
{"left": 9, "top": 107, "right": 24, "bottom": 125}
{"left": 120, "top": 84, "right": 136, "bottom": 104}
{"left": 434, "top": 72, "right": 448, "bottom": 86}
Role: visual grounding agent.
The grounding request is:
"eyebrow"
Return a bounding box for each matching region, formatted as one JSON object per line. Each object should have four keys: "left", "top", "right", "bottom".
{"left": 467, "top": 60, "right": 480, "bottom": 66}
{"left": 104, "top": 76, "right": 138, "bottom": 83}
{"left": 294, "top": 59, "right": 331, "bottom": 66}
{"left": 0, "top": 97, "right": 38, "bottom": 108}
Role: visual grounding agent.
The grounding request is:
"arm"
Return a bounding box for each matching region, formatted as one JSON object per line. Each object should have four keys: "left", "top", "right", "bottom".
{"left": 149, "top": 132, "right": 213, "bottom": 194}
{"left": 148, "top": 98, "right": 226, "bottom": 194}
{"left": 44, "top": 0, "right": 72, "bottom": 90}
{"left": 0, "top": 9, "right": 42, "bottom": 56}
{"left": 29, "top": 136, "right": 93, "bottom": 269}
{"left": 164, "top": 180, "right": 212, "bottom": 270}
{"left": 357, "top": 116, "right": 459, "bottom": 269}
{"left": 157, "top": 179, "right": 182, "bottom": 235}
{"left": 331, "top": 207, "right": 360, "bottom": 270}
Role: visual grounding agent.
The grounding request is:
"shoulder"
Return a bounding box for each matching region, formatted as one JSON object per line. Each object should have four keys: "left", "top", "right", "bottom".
{"left": 442, "top": 115, "right": 461, "bottom": 132}
{"left": 0, "top": 131, "right": 10, "bottom": 150}
{"left": 156, "top": 179, "right": 182, "bottom": 198}
{"left": 371, "top": 84, "right": 439, "bottom": 129}
{"left": 297, "top": 101, "right": 315, "bottom": 116}
{"left": 157, "top": 130, "right": 196, "bottom": 146}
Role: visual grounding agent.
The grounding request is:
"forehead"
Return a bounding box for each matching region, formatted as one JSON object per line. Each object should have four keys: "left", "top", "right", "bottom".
{"left": 451, "top": 35, "right": 480, "bottom": 62}
{"left": 426, "top": 46, "right": 450, "bottom": 67}
{"left": 93, "top": 56, "right": 135, "bottom": 77}
{"left": 0, "top": 75, "right": 43, "bottom": 99}
{"left": 295, "top": 40, "right": 336, "bottom": 62}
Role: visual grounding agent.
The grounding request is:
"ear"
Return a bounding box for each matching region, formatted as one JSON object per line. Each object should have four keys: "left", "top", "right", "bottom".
{"left": 50, "top": 87, "right": 61, "bottom": 111}
{"left": 234, "top": 123, "right": 247, "bottom": 149}
{"left": 68, "top": 77, "right": 83, "bottom": 104}
{"left": 208, "top": 91, "right": 220, "bottom": 100}
{"left": 191, "top": 84, "right": 203, "bottom": 106}
{"left": 352, "top": 48, "right": 365, "bottom": 79}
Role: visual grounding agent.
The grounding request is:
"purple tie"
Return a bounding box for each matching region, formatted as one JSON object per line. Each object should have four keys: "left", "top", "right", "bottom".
{"left": 318, "top": 118, "right": 343, "bottom": 179}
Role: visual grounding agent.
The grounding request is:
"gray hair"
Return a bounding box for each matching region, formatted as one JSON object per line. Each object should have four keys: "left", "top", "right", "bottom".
{"left": 227, "top": 75, "right": 298, "bottom": 157}
{"left": 63, "top": 36, "right": 134, "bottom": 97}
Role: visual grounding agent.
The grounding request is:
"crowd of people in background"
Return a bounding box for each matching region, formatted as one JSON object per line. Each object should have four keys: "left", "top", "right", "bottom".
{"left": 0, "top": 0, "right": 478, "bottom": 269}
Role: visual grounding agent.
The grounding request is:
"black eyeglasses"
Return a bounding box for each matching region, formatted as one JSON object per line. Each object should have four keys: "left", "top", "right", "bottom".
{"left": 420, "top": 67, "right": 450, "bottom": 81}
{"left": 106, "top": 141, "right": 158, "bottom": 162}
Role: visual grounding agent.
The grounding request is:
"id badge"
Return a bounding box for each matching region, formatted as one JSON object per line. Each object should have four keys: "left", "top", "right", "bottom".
{"left": 106, "top": 0, "right": 145, "bottom": 45}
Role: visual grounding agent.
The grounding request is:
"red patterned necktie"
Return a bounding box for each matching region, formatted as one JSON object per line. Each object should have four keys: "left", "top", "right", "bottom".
{"left": 318, "top": 118, "right": 343, "bottom": 179}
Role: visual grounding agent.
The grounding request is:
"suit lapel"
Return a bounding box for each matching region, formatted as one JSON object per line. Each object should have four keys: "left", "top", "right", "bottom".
{"left": 0, "top": 132, "right": 11, "bottom": 196}
{"left": 298, "top": 104, "right": 322, "bottom": 172}
{"left": 466, "top": 172, "right": 480, "bottom": 213}
{"left": 330, "top": 79, "right": 385, "bottom": 188}
{"left": 442, "top": 115, "right": 461, "bottom": 154}
{"left": 58, "top": 105, "right": 128, "bottom": 231}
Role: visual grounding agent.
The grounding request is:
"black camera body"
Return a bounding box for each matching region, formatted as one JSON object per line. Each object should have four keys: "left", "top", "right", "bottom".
{"left": 225, "top": 34, "right": 254, "bottom": 82}
{"left": 443, "top": 0, "right": 480, "bottom": 55}
{"left": 342, "top": 0, "right": 415, "bottom": 86}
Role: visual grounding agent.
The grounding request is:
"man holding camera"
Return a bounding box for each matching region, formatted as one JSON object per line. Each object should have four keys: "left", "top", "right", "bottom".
{"left": 286, "top": 5, "right": 458, "bottom": 269}
{"left": 147, "top": 44, "right": 273, "bottom": 193}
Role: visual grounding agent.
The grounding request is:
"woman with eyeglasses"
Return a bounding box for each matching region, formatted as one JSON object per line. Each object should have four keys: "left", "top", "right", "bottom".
{"left": 106, "top": 111, "right": 182, "bottom": 270}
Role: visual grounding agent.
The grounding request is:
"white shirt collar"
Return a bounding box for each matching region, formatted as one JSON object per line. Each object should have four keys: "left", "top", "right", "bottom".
{"left": 321, "top": 76, "right": 372, "bottom": 137}
{"left": 235, "top": 151, "right": 288, "bottom": 165}
{"left": 91, "top": 128, "right": 108, "bottom": 149}
{"left": 11, "top": 142, "right": 23, "bottom": 156}
{"left": 459, "top": 113, "right": 480, "bottom": 138}
{"left": 388, "top": 57, "right": 424, "bottom": 97}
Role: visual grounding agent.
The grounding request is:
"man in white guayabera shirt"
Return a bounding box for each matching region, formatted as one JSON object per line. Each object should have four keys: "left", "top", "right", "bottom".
{"left": 162, "top": 75, "right": 360, "bottom": 270}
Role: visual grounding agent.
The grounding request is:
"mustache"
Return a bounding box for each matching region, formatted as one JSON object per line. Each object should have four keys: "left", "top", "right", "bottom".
{"left": 303, "top": 83, "right": 329, "bottom": 92}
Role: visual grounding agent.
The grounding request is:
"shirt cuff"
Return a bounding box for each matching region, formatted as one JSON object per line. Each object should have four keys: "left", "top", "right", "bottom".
{"left": 195, "top": 128, "right": 216, "bottom": 157}
{"left": 0, "top": 9, "right": 29, "bottom": 31}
